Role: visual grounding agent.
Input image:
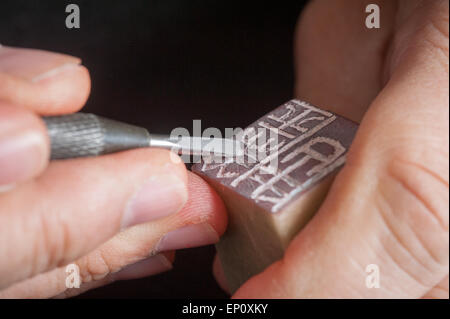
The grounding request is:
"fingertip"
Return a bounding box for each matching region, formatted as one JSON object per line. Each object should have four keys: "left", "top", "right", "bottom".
{"left": 0, "top": 46, "right": 92, "bottom": 115}
{"left": 145, "top": 172, "right": 228, "bottom": 254}
{"left": 0, "top": 103, "right": 49, "bottom": 187}
{"left": 122, "top": 148, "right": 188, "bottom": 181}
{"left": 213, "top": 254, "right": 230, "bottom": 294}
{"left": 113, "top": 251, "right": 176, "bottom": 281}
{"left": 32, "top": 64, "right": 91, "bottom": 115}
{"left": 177, "top": 172, "right": 228, "bottom": 236}
{"left": 163, "top": 250, "right": 176, "bottom": 264}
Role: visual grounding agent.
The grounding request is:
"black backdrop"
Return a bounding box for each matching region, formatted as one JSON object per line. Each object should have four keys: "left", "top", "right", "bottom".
{"left": 0, "top": 0, "right": 307, "bottom": 298}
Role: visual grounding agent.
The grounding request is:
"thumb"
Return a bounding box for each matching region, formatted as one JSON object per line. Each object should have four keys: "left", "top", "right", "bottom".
{"left": 234, "top": 0, "right": 449, "bottom": 298}
{"left": 0, "top": 149, "right": 189, "bottom": 289}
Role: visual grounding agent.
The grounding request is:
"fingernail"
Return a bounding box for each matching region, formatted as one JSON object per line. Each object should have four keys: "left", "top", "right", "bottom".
{"left": 31, "top": 64, "right": 81, "bottom": 83}
{"left": 114, "top": 254, "right": 173, "bottom": 281}
{"left": 154, "top": 223, "right": 219, "bottom": 253}
{"left": 0, "top": 132, "right": 46, "bottom": 186}
{"left": 0, "top": 45, "right": 80, "bottom": 82}
{"left": 122, "top": 173, "right": 188, "bottom": 228}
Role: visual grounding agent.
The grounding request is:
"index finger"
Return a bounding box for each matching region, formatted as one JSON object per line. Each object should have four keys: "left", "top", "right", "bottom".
{"left": 0, "top": 46, "right": 90, "bottom": 115}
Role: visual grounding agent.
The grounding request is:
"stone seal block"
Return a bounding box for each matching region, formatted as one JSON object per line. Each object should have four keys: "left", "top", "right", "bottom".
{"left": 192, "top": 99, "right": 358, "bottom": 293}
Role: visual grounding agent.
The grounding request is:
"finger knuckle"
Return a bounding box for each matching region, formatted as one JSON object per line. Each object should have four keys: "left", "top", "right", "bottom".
{"left": 424, "top": 19, "right": 449, "bottom": 63}
{"left": 387, "top": 153, "right": 449, "bottom": 232}
{"left": 34, "top": 209, "right": 74, "bottom": 272}
{"left": 428, "top": 1, "right": 449, "bottom": 40}
{"left": 419, "top": 1, "right": 449, "bottom": 66}
{"left": 78, "top": 250, "right": 116, "bottom": 283}
{"left": 375, "top": 153, "right": 449, "bottom": 284}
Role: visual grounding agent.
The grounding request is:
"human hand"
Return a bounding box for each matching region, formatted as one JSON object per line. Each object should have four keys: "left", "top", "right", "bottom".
{"left": 215, "top": 0, "right": 448, "bottom": 298}
{"left": 0, "top": 46, "right": 227, "bottom": 298}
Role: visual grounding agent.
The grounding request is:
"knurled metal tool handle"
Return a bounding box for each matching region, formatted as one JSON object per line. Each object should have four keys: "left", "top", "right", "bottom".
{"left": 43, "top": 113, "right": 151, "bottom": 160}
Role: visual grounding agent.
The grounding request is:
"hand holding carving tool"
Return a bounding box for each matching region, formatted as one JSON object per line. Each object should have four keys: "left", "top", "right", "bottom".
{"left": 42, "top": 113, "right": 241, "bottom": 160}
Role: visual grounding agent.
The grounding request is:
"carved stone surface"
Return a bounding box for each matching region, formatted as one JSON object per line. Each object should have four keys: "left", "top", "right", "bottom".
{"left": 192, "top": 99, "right": 358, "bottom": 293}
{"left": 193, "top": 99, "right": 357, "bottom": 213}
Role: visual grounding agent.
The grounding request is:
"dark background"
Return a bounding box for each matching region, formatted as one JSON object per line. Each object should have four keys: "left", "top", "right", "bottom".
{"left": 0, "top": 0, "right": 307, "bottom": 298}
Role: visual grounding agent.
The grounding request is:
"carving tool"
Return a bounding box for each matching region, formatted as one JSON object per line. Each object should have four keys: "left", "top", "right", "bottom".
{"left": 42, "top": 113, "right": 242, "bottom": 160}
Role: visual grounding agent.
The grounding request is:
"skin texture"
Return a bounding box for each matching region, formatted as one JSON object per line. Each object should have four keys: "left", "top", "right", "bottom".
{"left": 0, "top": 0, "right": 447, "bottom": 298}
{"left": 225, "top": 0, "right": 448, "bottom": 298}
{"left": 0, "top": 47, "right": 227, "bottom": 297}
